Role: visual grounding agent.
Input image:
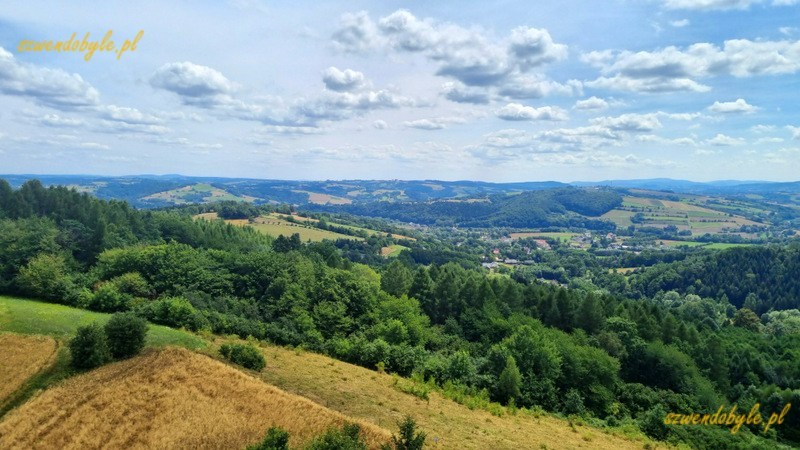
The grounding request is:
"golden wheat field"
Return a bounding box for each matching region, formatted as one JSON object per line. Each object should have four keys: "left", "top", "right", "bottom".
{"left": 259, "top": 345, "right": 660, "bottom": 450}
{"left": 0, "top": 347, "right": 391, "bottom": 450}
{"left": 0, "top": 333, "right": 57, "bottom": 403}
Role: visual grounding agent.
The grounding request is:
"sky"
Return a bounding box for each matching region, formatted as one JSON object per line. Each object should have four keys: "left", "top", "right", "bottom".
{"left": 1, "top": 0, "right": 800, "bottom": 182}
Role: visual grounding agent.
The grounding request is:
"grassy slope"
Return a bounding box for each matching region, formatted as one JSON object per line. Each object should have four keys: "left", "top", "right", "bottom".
{"left": 0, "top": 296, "right": 205, "bottom": 350}
{"left": 0, "top": 347, "right": 391, "bottom": 449}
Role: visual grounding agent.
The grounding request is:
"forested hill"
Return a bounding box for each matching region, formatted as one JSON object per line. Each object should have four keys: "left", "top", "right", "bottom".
{"left": 311, "top": 187, "right": 622, "bottom": 229}
{"left": 626, "top": 244, "right": 800, "bottom": 312}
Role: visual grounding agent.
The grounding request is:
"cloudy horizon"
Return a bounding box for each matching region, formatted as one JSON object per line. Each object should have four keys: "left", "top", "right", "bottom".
{"left": 2, "top": 1, "right": 800, "bottom": 182}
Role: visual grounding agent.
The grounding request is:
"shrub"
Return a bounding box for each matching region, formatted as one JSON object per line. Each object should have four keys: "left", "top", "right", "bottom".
{"left": 305, "top": 423, "right": 367, "bottom": 450}
{"left": 69, "top": 323, "right": 112, "bottom": 370}
{"left": 105, "top": 312, "right": 148, "bottom": 359}
{"left": 220, "top": 342, "right": 266, "bottom": 371}
{"left": 382, "top": 416, "right": 426, "bottom": 450}
{"left": 247, "top": 427, "right": 290, "bottom": 450}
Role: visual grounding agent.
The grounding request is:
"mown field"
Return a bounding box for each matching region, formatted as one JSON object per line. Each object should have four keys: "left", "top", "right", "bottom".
{"left": 292, "top": 190, "right": 353, "bottom": 205}
{"left": 0, "top": 334, "right": 57, "bottom": 404}
{"left": 0, "top": 347, "right": 391, "bottom": 449}
{"left": 380, "top": 244, "right": 408, "bottom": 257}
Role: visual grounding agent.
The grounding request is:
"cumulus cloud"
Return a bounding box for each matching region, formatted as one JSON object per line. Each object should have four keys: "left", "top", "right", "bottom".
{"left": 372, "top": 120, "right": 388, "bottom": 129}
{"left": 787, "top": 125, "right": 800, "bottom": 139}
{"left": 708, "top": 98, "right": 759, "bottom": 113}
{"left": 333, "top": 10, "right": 572, "bottom": 99}
{"left": 322, "top": 67, "right": 368, "bottom": 92}
{"left": 403, "top": 119, "right": 447, "bottom": 130}
{"left": 441, "top": 81, "right": 490, "bottom": 104}
{"left": 496, "top": 103, "right": 568, "bottom": 121}
{"left": 706, "top": 133, "right": 745, "bottom": 146}
{"left": 294, "top": 89, "right": 416, "bottom": 123}
{"left": 497, "top": 75, "right": 581, "bottom": 99}
{"left": 39, "top": 113, "right": 86, "bottom": 127}
{"left": 508, "top": 26, "right": 569, "bottom": 70}
{"left": 590, "top": 113, "right": 662, "bottom": 132}
{"left": 150, "top": 62, "right": 235, "bottom": 102}
{"left": 332, "top": 11, "right": 384, "bottom": 53}
{"left": 574, "top": 96, "right": 609, "bottom": 110}
{"left": 403, "top": 117, "right": 466, "bottom": 130}
{"left": 98, "top": 105, "right": 163, "bottom": 124}
{"left": 0, "top": 47, "right": 100, "bottom": 109}
{"left": 583, "top": 39, "right": 800, "bottom": 92}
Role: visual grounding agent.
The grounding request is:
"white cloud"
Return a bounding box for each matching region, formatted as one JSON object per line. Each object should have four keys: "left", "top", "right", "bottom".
{"left": 508, "top": 26, "right": 569, "bottom": 70}
{"left": 583, "top": 39, "right": 800, "bottom": 93}
{"left": 98, "top": 105, "right": 163, "bottom": 124}
{"left": 440, "top": 81, "right": 490, "bottom": 104}
{"left": 496, "top": 103, "right": 568, "bottom": 121}
{"left": 586, "top": 75, "right": 711, "bottom": 93}
{"left": 751, "top": 124, "right": 777, "bottom": 133}
{"left": 574, "top": 96, "right": 609, "bottom": 110}
{"left": 150, "top": 62, "right": 235, "bottom": 100}
{"left": 706, "top": 133, "right": 745, "bottom": 146}
{"left": 780, "top": 27, "right": 798, "bottom": 36}
{"left": 590, "top": 113, "right": 662, "bottom": 132}
{"left": 333, "top": 9, "right": 570, "bottom": 96}
{"left": 372, "top": 120, "right": 388, "bottom": 129}
{"left": 331, "top": 11, "right": 384, "bottom": 53}
{"left": 787, "top": 125, "right": 800, "bottom": 139}
{"left": 39, "top": 113, "right": 85, "bottom": 127}
{"left": 0, "top": 47, "right": 100, "bottom": 109}
{"left": 322, "top": 67, "right": 368, "bottom": 92}
{"left": 94, "top": 120, "right": 171, "bottom": 135}
{"left": 497, "top": 75, "right": 581, "bottom": 99}
{"left": 670, "top": 19, "right": 690, "bottom": 27}
{"left": 403, "top": 119, "right": 446, "bottom": 130}
{"left": 708, "top": 98, "right": 758, "bottom": 113}
{"left": 403, "top": 117, "right": 466, "bottom": 130}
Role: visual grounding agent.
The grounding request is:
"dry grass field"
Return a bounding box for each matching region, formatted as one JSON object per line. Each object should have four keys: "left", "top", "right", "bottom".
{"left": 0, "top": 333, "right": 57, "bottom": 404}
{"left": 0, "top": 347, "right": 391, "bottom": 450}
{"left": 259, "top": 344, "right": 658, "bottom": 450}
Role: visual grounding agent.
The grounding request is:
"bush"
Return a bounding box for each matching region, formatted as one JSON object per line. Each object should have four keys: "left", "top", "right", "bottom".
{"left": 247, "top": 427, "right": 290, "bottom": 450}
{"left": 69, "top": 323, "right": 112, "bottom": 370}
{"left": 382, "top": 416, "right": 426, "bottom": 450}
{"left": 105, "top": 312, "right": 148, "bottom": 359}
{"left": 305, "top": 423, "right": 367, "bottom": 450}
{"left": 220, "top": 342, "right": 266, "bottom": 371}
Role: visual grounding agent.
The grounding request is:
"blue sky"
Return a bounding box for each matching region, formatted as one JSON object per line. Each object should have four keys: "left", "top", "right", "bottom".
{"left": 1, "top": 0, "right": 800, "bottom": 182}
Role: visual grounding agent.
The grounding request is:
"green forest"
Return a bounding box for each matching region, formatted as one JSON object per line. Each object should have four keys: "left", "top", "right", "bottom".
{"left": 1, "top": 179, "right": 798, "bottom": 449}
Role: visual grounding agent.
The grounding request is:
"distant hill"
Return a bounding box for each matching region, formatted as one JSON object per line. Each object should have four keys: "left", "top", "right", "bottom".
{"left": 2, "top": 174, "right": 799, "bottom": 210}
{"left": 312, "top": 187, "right": 623, "bottom": 229}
